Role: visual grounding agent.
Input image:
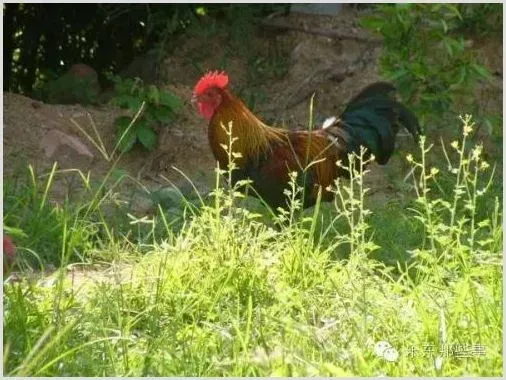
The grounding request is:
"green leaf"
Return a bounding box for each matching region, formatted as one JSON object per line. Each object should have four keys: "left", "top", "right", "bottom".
{"left": 111, "top": 168, "right": 128, "bottom": 182}
{"left": 3, "top": 226, "right": 28, "bottom": 239}
{"left": 441, "top": 19, "right": 448, "bottom": 33}
{"left": 115, "top": 115, "right": 140, "bottom": 152}
{"left": 111, "top": 94, "right": 136, "bottom": 108}
{"left": 116, "top": 127, "right": 137, "bottom": 153}
{"left": 148, "top": 85, "right": 160, "bottom": 105}
{"left": 137, "top": 126, "right": 157, "bottom": 151}
{"left": 443, "top": 38, "right": 453, "bottom": 57}
{"left": 452, "top": 66, "right": 467, "bottom": 88}
{"left": 141, "top": 110, "right": 156, "bottom": 126}
{"left": 421, "top": 94, "right": 437, "bottom": 102}
{"left": 130, "top": 77, "right": 144, "bottom": 94}
{"left": 126, "top": 96, "right": 143, "bottom": 111}
{"left": 114, "top": 77, "right": 138, "bottom": 96}
{"left": 387, "top": 68, "right": 409, "bottom": 81}
{"left": 483, "top": 118, "right": 494, "bottom": 136}
{"left": 470, "top": 63, "right": 492, "bottom": 80}
{"left": 152, "top": 107, "right": 174, "bottom": 123}
{"left": 321, "top": 363, "right": 353, "bottom": 377}
{"left": 159, "top": 91, "right": 183, "bottom": 110}
{"left": 114, "top": 115, "right": 134, "bottom": 131}
{"left": 443, "top": 4, "right": 462, "bottom": 20}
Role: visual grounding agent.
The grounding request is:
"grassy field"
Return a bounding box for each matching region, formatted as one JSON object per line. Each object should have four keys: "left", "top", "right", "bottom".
{"left": 3, "top": 114, "right": 502, "bottom": 376}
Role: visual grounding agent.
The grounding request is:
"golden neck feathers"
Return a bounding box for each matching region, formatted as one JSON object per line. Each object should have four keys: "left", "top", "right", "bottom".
{"left": 208, "top": 90, "right": 285, "bottom": 167}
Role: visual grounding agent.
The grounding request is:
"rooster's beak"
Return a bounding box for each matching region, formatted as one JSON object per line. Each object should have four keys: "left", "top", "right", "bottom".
{"left": 190, "top": 94, "right": 197, "bottom": 106}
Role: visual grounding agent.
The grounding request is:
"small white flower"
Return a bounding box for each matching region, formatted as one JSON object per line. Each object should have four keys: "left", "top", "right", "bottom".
{"left": 471, "top": 145, "right": 483, "bottom": 160}
{"left": 374, "top": 341, "right": 392, "bottom": 357}
{"left": 458, "top": 315, "right": 470, "bottom": 329}
{"left": 373, "top": 341, "right": 399, "bottom": 362}
{"left": 383, "top": 347, "right": 399, "bottom": 362}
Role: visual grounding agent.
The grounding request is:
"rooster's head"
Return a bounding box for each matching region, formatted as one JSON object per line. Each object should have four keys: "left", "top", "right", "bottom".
{"left": 192, "top": 70, "right": 229, "bottom": 120}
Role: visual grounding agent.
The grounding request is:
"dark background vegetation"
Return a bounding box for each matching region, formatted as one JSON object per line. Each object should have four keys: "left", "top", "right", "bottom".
{"left": 3, "top": 3, "right": 287, "bottom": 95}
{"left": 4, "top": 3, "right": 502, "bottom": 97}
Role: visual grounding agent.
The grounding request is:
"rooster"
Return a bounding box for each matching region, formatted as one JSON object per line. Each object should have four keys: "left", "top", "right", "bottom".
{"left": 192, "top": 70, "right": 421, "bottom": 210}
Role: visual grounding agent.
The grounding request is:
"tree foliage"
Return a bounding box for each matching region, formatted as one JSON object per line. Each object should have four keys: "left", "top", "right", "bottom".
{"left": 3, "top": 3, "right": 284, "bottom": 95}
{"left": 360, "top": 3, "right": 501, "bottom": 130}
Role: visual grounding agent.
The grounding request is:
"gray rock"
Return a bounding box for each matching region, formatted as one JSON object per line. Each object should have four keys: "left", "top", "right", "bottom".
{"left": 40, "top": 129, "right": 94, "bottom": 170}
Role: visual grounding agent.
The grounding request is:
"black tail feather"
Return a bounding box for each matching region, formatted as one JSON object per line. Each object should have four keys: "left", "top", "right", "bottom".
{"left": 333, "top": 82, "right": 421, "bottom": 165}
{"left": 344, "top": 82, "right": 397, "bottom": 111}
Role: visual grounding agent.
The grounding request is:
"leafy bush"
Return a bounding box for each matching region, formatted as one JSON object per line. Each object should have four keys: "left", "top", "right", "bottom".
{"left": 455, "top": 3, "right": 503, "bottom": 37}
{"left": 360, "top": 4, "right": 492, "bottom": 128}
{"left": 109, "top": 76, "right": 182, "bottom": 152}
{"left": 36, "top": 71, "right": 101, "bottom": 105}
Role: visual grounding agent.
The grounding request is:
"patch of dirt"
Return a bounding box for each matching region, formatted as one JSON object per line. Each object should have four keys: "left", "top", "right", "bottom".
{"left": 3, "top": 94, "right": 123, "bottom": 179}
{"left": 3, "top": 8, "right": 502, "bottom": 212}
{"left": 5, "top": 262, "right": 137, "bottom": 300}
{"left": 3, "top": 86, "right": 215, "bottom": 209}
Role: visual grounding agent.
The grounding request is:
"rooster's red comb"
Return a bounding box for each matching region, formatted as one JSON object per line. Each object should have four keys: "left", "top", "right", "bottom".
{"left": 193, "top": 70, "right": 229, "bottom": 95}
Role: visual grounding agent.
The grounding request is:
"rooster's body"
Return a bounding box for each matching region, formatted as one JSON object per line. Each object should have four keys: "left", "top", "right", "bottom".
{"left": 193, "top": 71, "right": 420, "bottom": 210}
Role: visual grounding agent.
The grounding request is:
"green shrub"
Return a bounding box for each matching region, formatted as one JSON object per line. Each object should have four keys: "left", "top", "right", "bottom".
{"left": 38, "top": 72, "right": 100, "bottom": 105}
{"left": 455, "top": 3, "right": 502, "bottom": 37}
{"left": 360, "top": 4, "right": 492, "bottom": 129}
{"left": 109, "top": 76, "right": 182, "bottom": 152}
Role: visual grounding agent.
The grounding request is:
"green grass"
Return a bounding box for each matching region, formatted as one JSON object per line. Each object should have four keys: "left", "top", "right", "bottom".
{"left": 3, "top": 116, "right": 503, "bottom": 376}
